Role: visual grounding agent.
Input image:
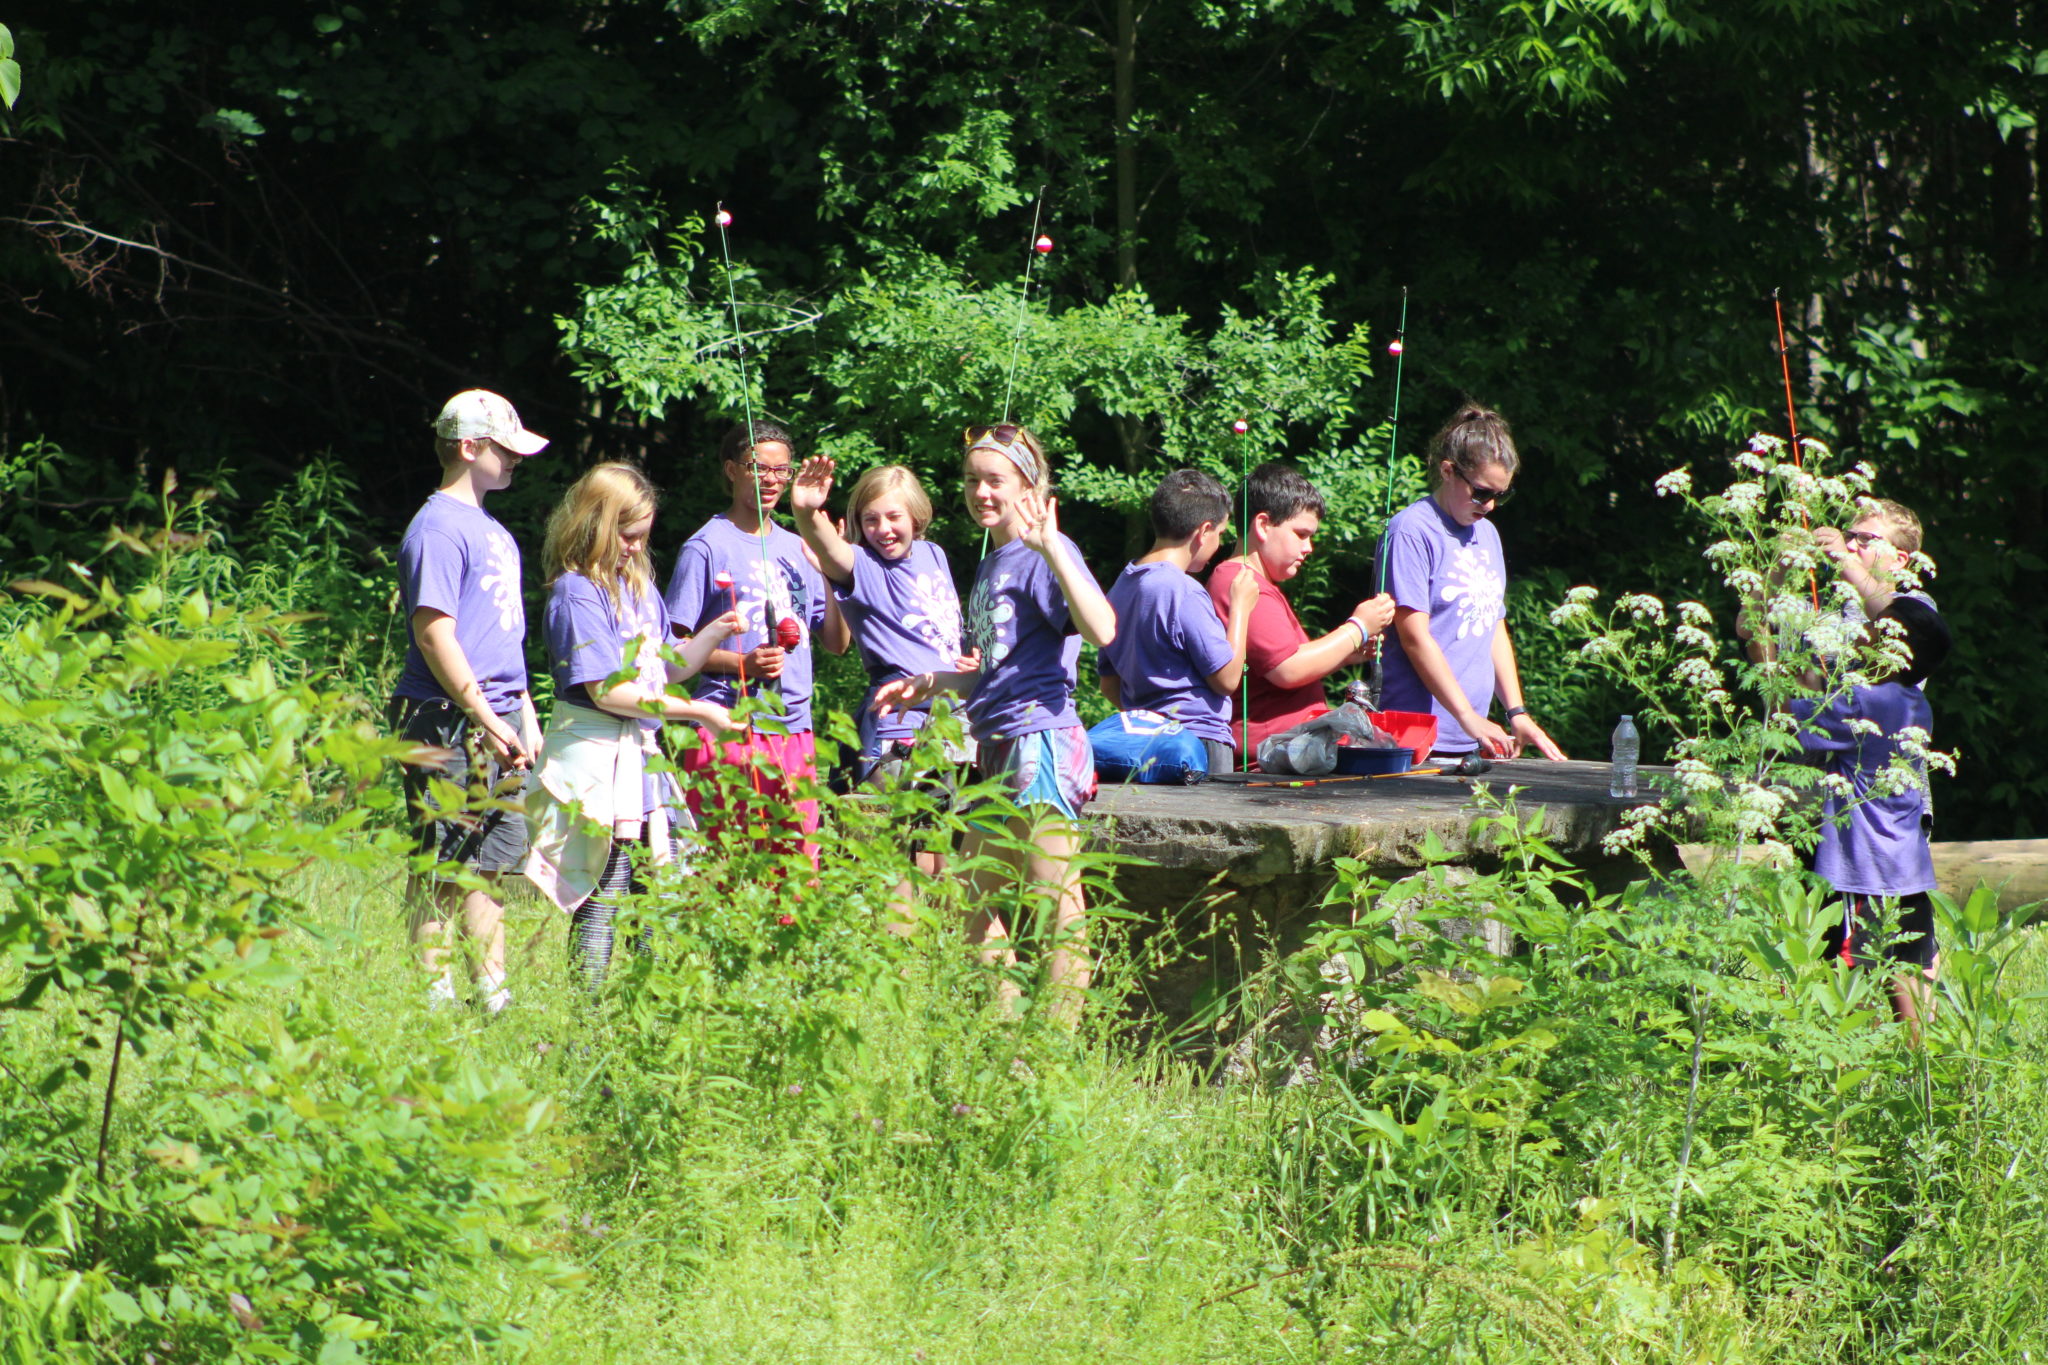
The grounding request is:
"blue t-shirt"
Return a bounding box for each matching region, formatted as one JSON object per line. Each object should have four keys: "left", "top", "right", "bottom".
{"left": 664, "top": 515, "right": 827, "bottom": 733}
{"left": 1790, "top": 677, "right": 1937, "bottom": 898}
{"left": 1097, "top": 560, "right": 1234, "bottom": 745}
{"left": 1377, "top": 496, "right": 1508, "bottom": 753}
{"left": 837, "top": 539, "right": 964, "bottom": 744}
{"left": 545, "top": 572, "right": 669, "bottom": 730}
{"left": 964, "top": 534, "right": 1098, "bottom": 743}
{"left": 393, "top": 492, "right": 528, "bottom": 712}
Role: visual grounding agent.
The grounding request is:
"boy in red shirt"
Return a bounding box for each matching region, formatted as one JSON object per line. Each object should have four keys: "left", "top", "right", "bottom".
{"left": 1207, "top": 462, "right": 1395, "bottom": 763}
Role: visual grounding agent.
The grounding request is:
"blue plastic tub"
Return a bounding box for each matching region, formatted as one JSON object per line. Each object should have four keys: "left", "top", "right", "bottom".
{"left": 1334, "top": 745, "right": 1414, "bottom": 776}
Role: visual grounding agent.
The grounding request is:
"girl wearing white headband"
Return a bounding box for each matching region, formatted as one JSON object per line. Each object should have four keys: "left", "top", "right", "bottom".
{"left": 873, "top": 422, "right": 1116, "bottom": 1022}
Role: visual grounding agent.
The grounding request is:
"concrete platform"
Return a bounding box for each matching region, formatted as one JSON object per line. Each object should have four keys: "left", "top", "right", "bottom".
{"left": 1084, "top": 759, "right": 1650, "bottom": 1016}
{"left": 1087, "top": 758, "right": 1639, "bottom": 885}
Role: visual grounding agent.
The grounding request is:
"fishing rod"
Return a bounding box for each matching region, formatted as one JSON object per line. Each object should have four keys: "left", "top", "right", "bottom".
{"left": 713, "top": 204, "right": 796, "bottom": 701}
{"left": 713, "top": 206, "right": 782, "bottom": 811}
{"left": 1232, "top": 416, "right": 1251, "bottom": 761}
{"left": 1361, "top": 288, "right": 1410, "bottom": 710}
{"left": 1771, "top": 287, "right": 1820, "bottom": 609}
{"left": 983, "top": 190, "right": 1054, "bottom": 560}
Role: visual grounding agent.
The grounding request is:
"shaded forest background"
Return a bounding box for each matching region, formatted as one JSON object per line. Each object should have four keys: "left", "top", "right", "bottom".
{"left": 3, "top": 0, "right": 2044, "bottom": 836}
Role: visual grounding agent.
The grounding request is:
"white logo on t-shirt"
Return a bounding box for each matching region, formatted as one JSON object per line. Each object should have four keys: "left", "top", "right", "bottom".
{"left": 1443, "top": 542, "right": 1505, "bottom": 641}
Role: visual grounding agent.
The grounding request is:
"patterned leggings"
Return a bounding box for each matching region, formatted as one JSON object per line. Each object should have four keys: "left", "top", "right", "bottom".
{"left": 569, "top": 833, "right": 679, "bottom": 990}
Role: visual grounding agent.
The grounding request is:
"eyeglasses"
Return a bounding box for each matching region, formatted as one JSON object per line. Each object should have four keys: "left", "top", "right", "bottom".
{"left": 964, "top": 423, "right": 1021, "bottom": 445}
{"left": 744, "top": 461, "right": 794, "bottom": 481}
{"left": 1844, "top": 530, "right": 1887, "bottom": 550}
{"left": 1457, "top": 469, "right": 1515, "bottom": 506}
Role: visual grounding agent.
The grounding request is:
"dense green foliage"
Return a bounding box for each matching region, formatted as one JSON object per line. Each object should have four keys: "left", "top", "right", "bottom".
{"left": 3, "top": 0, "right": 2045, "bottom": 831}
{"left": 0, "top": 465, "right": 2041, "bottom": 1361}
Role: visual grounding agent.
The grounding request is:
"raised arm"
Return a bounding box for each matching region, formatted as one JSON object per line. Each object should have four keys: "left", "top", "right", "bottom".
{"left": 1204, "top": 562, "right": 1260, "bottom": 696}
{"left": 1016, "top": 490, "right": 1116, "bottom": 647}
{"left": 1265, "top": 592, "right": 1393, "bottom": 689}
{"left": 790, "top": 456, "right": 858, "bottom": 587}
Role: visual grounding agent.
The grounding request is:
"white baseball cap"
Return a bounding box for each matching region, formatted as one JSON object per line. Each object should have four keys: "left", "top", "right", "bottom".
{"left": 433, "top": 389, "right": 549, "bottom": 456}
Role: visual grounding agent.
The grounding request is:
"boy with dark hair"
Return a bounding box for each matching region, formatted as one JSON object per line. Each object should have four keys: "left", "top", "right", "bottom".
{"left": 1782, "top": 498, "right": 1951, "bottom": 1040}
{"left": 1205, "top": 462, "right": 1394, "bottom": 759}
{"left": 392, "top": 389, "right": 548, "bottom": 1013}
{"left": 1098, "top": 469, "right": 1259, "bottom": 773}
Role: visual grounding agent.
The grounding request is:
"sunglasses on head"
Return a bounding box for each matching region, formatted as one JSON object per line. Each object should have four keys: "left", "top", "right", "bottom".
{"left": 964, "top": 423, "right": 1022, "bottom": 446}
{"left": 1457, "top": 468, "right": 1515, "bottom": 506}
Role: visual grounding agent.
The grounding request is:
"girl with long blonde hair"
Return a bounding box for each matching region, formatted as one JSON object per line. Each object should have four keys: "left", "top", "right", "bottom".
{"left": 525, "top": 462, "right": 738, "bottom": 987}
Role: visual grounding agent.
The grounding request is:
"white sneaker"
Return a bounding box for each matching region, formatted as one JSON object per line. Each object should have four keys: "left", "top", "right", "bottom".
{"left": 478, "top": 973, "right": 511, "bottom": 1015}
{"left": 426, "top": 974, "right": 460, "bottom": 1011}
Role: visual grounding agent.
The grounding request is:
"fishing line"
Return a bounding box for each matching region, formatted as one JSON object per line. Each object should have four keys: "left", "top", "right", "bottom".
{"left": 982, "top": 190, "right": 1054, "bottom": 562}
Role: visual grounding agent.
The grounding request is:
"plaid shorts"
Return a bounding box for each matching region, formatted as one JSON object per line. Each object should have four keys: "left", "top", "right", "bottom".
{"left": 392, "top": 697, "right": 530, "bottom": 877}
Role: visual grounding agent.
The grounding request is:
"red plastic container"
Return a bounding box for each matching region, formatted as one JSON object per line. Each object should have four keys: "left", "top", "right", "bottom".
{"left": 1369, "top": 709, "right": 1439, "bottom": 758}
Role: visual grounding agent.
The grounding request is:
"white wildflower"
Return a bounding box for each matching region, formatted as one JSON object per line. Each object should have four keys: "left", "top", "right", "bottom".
{"left": 1702, "top": 688, "right": 1732, "bottom": 706}
{"left": 1672, "top": 623, "right": 1715, "bottom": 654}
{"left": 1845, "top": 461, "right": 1876, "bottom": 490}
{"left": 1617, "top": 593, "right": 1667, "bottom": 623}
{"left": 1726, "top": 568, "right": 1765, "bottom": 596}
{"left": 1717, "top": 481, "right": 1765, "bottom": 515}
{"left": 1673, "top": 656, "right": 1724, "bottom": 691}
{"left": 1674, "top": 758, "right": 1720, "bottom": 793}
{"left": 1845, "top": 716, "right": 1882, "bottom": 736}
{"left": 1816, "top": 477, "right": 1849, "bottom": 504}
{"left": 1655, "top": 469, "right": 1693, "bottom": 497}
{"left": 1565, "top": 584, "right": 1599, "bottom": 605}
{"left": 1548, "top": 602, "right": 1595, "bottom": 628}
{"left": 1579, "top": 636, "right": 1623, "bottom": 660}
{"left": 1818, "top": 773, "right": 1854, "bottom": 799}
{"left": 1677, "top": 601, "right": 1713, "bottom": 625}
{"left": 1703, "top": 540, "right": 1743, "bottom": 563}
{"left": 1799, "top": 436, "right": 1831, "bottom": 459}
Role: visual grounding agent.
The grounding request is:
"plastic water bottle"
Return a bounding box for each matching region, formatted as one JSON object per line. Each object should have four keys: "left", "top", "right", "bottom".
{"left": 1609, "top": 715, "right": 1640, "bottom": 799}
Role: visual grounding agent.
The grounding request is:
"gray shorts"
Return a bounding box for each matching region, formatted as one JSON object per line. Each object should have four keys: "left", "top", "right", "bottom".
{"left": 1205, "top": 740, "right": 1237, "bottom": 775}
{"left": 392, "top": 697, "right": 529, "bottom": 877}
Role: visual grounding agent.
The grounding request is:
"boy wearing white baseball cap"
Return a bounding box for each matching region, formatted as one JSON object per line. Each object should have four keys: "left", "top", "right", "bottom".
{"left": 392, "top": 389, "right": 547, "bottom": 1012}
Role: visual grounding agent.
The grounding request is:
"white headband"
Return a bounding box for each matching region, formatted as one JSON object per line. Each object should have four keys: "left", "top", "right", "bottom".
{"left": 966, "top": 431, "right": 1041, "bottom": 486}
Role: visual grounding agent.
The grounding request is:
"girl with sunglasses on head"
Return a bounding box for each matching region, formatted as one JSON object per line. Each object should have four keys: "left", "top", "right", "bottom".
{"left": 525, "top": 463, "right": 739, "bottom": 989}
{"left": 1376, "top": 404, "right": 1568, "bottom": 763}
{"left": 664, "top": 421, "right": 834, "bottom": 866}
{"left": 872, "top": 423, "right": 1116, "bottom": 1021}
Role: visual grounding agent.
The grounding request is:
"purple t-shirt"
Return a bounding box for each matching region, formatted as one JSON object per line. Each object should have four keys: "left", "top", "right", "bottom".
{"left": 545, "top": 572, "right": 669, "bottom": 731}
{"left": 1377, "top": 496, "right": 1508, "bottom": 753}
{"left": 964, "top": 534, "right": 1098, "bottom": 743}
{"left": 393, "top": 492, "right": 528, "bottom": 712}
{"left": 1097, "top": 560, "right": 1234, "bottom": 745}
{"left": 1790, "top": 680, "right": 1936, "bottom": 897}
{"left": 664, "top": 515, "right": 826, "bottom": 733}
{"left": 837, "top": 539, "right": 964, "bottom": 744}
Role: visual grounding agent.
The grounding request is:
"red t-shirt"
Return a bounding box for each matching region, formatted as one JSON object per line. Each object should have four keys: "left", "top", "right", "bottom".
{"left": 1206, "top": 561, "right": 1330, "bottom": 757}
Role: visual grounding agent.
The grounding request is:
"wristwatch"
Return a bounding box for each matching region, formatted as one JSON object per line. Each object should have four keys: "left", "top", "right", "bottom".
{"left": 1502, "top": 705, "right": 1529, "bottom": 722}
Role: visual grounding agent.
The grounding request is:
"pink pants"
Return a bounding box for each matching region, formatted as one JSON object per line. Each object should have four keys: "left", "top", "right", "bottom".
{"left": 678, "top": 728, "right": 820, "bottom": 869}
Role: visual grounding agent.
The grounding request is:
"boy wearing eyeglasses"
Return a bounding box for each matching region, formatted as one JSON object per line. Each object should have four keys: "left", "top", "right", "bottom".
{"left": 1782, "top": 498, "right": 1950, "bottom": 1041}
{"left": 665, "top": 421, "right": 832, "bottom": 866}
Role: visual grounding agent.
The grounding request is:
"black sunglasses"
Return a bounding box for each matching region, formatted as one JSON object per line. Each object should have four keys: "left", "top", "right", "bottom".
{"left": 1457, "top": 469, "right": 1515, "bottom": 506}
{"left": 964, "top": 423, "right": 1022, "bottom": 445}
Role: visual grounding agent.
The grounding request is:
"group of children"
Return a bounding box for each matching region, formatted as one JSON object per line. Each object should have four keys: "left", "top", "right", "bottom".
{"left": 394, "top": 389, "right": 1950, "bottom": 1029}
